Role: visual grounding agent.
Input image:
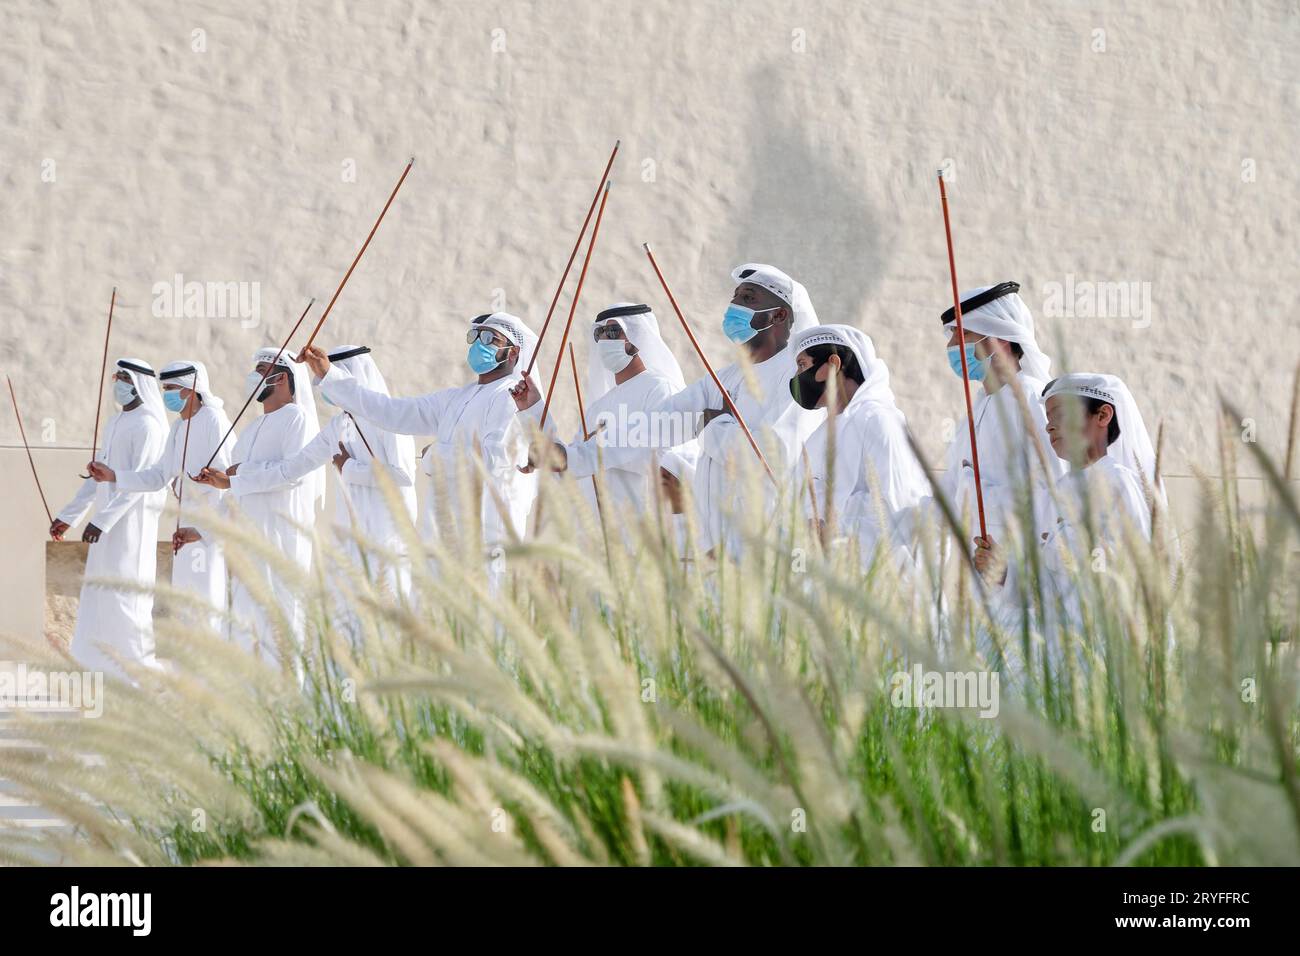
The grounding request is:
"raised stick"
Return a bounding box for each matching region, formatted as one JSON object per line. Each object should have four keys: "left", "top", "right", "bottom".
{"left": 641, "top": 242, "right": 776, "bottom": 485}
{"left": 80, "top": 287, "right": 116, "bottom": 478}
{"left": 199, "top": 297, "right": 314, "bottom": 472}
{"left": 938, "top": 170, "right": 988, "bottom": 540}
{"left": 525, "top": 140, "right": 621, "bottom": 376}
{"left": 568, "top": 341, "right": 605, "bottom": 523}
{"left": 539, "top": 181, "right": 612, "bottom": 429}
{"left": 299, "top": 157, "right": 415, "bottom": 355}
{"left": 7, "top": 376, "right": 53, "bottom": 524}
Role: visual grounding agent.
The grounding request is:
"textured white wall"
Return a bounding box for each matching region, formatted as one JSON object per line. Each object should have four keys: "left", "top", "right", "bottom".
{"left": 1, "top": 0, "right": 1296, "bottom": 637}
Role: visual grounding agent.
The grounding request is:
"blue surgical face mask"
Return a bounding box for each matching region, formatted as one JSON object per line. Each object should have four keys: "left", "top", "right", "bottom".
{"left": 723, "top": 304, "right": 777, "bottom": 344}
{"left": 946, "top": 344, "right": 988, "bottom": 382}
{"left": 163, "top": 390, "right": 186, "bottom": 413}
{"left": 113, "top": 380, "right": 137, "bottom": 406}
{"left": 467, "top": 340, "right": 504, "bottom": 374}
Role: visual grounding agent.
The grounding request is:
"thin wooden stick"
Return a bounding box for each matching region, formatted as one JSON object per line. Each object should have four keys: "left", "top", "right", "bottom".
{"left": 938, "top": 170, "right": 987, "bottom": 540}
{"left": 568, "top": 341, "right": 605, "bottom": 522}
{"left": 346, "top": 412, "right": 376, "bottom": 458}
{"left": 299, "top": 157, "right": 415, "bottom": 355}
{"left": 539, "top": 181, "right": 612, "bottom": 429}
{"left": 174, "top": 369, "right": 199, "bottom": 536}
{"left": 199, "top": 297, "right": 314, "bottom": 472}
{"left": 80, "top": 287, "right": 116, "bottom": 477}
{"left": 525, "top": 140, "right": 620, "bottom": 376}
{"left": 7, "top": 375, "right": 53, "bottom": 524}
{"left": 642, "top": 242, "right": 777, "bottom": 485}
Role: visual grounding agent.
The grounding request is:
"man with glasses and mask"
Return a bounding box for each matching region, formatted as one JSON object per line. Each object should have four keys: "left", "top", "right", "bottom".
{"left": 511, "top": 302, "right": 689, "bottom": 528}
{"left": 298, "top": 313, "right": 538, "bottom": 592}
{"left": 195, "top": 348, "right": 323, "bottom": 665}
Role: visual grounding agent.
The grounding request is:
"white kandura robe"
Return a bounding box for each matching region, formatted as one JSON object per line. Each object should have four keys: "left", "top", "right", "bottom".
{"left": 226, "top": 403, "right": 317, "bottom": 662}
{"left": 57, "top": 407, "right": 168, "bottom": 677}
{"left": 545, "top": 370, "right": 682, "bottom": 524}
{"left": 112, "top": 404, "right": 231, "bottom": 633}
{"left": 804, "top": 388, "right": 930, "bottom": 570}
{"left": 318, "top": 366, "right": 537, "bottom": 590}
{"left": 231, "top": 410, "right": 416, "bottom": 601}
{"left": 987, "top": 453, "right": 1153, "bottom": 676}
{"left": 941, "top": 371, "right": 1067, "bottom": 543}
{"left": 651, "top": 352, "right": 824, "bottom": 555}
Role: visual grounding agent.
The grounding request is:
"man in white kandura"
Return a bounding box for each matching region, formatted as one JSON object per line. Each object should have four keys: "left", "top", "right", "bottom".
{"left": 228, "top": 345, "right": 417, "bottom": 603}
{"left": 939, "top": 282, "right": 1067, "bottom": 547}
{"left": 974, "top": 373, "right": 1161, "bottom": 660}
{"left": 299, "top": 313, "right": 539, "bottom": 592}
{"left": 195, "top": 348, "right": 323, "bottom": 664}
{"left": 787, "top": 325, "right": 930, "bottom": 569}
{"left": 87, "top": 359, "right": 232, "bottom": 634}
{"left": 512, "top": 302, "right": 687, "bottom": 526}
{"left": 50, "top": 358, "right": 168, "bottom": 677}
{"left": 646, "top": 263, "right": 825, "bottom": 556}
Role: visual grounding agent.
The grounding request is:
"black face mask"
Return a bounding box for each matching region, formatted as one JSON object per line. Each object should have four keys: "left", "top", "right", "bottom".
{"left": 790, "top": 364, "right": 826, "bottom": 410}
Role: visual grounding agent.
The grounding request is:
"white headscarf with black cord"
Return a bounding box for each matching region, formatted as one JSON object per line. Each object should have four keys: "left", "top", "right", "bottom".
{"left": 585, "top": 302, "right": 686, "bottom": 402}
{"left": 326, "top": 345, "right": 390, "bottom": 397}
{"left": 159, "top": 359, "right": 233, "bottom": 449}
{"left": 160, "top": 359, "right": 228, "bottom": 411}
{"left": 115, "top": 357, "right": 167, "bottom": 428}
{"left": 941, "top": 281, "right": 1052, "bottom": 383}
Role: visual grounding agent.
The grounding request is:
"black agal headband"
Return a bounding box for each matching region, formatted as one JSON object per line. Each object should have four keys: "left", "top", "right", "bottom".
{"left": 940, "top": 281, "right": 1020, "bottom": 326}
{"left": 596, "top": 304, "right": 651, "bottom": 322}
{"left": 327, "top": 345, "right": 371, "bottom": 363}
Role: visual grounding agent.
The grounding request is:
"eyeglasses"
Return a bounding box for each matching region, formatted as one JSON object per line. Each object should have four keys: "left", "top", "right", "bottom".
{"left": 592, "top": 323, "right": 626, "bottom": 341}
{"left": 467, "top": 328, "right": 508, "bottom": 347}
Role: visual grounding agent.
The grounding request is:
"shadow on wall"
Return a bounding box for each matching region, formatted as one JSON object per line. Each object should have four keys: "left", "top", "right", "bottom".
{"left": 730, "top": 66, "right": 888, "bottom": 324}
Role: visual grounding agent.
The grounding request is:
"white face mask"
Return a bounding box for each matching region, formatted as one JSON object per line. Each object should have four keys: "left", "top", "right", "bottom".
{"left": 112, "top": 380, "right": 136, "bottom": 406}
{"left": 596, "top": 338, "right": 634, "bottom": 373}
{"left": 246, "top": 369, "right": 284, "bottom": 403}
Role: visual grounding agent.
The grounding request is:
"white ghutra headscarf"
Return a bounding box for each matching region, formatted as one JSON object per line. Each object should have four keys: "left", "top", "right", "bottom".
{"left": 160, "top": 357, "right": 233, "bottom": 433}
{"left": 788, "top": 324, "right": 900, "bottom": 414}
{"left": 326, "top": 345, "right": 391, "bottom": 396}
{"left": 160, "top": 359, "right": 228, "bottom": 410}
{"left": 585, "top": 302, "right": 686, "bottom": 401}
{"left": 1042, "top": 372, "right": 1165, "bottom": 505}
{"left": 731, "top": 262, "right": 819, "bottom": 333}
{"left": 942, "top": 282, "right": 1052, "bottom": 383}
{"left": 115, "top": 357, "right": 167, "bottom": 427}
{"left": 474, "top": 312, "right": 538, "bottom": 375}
